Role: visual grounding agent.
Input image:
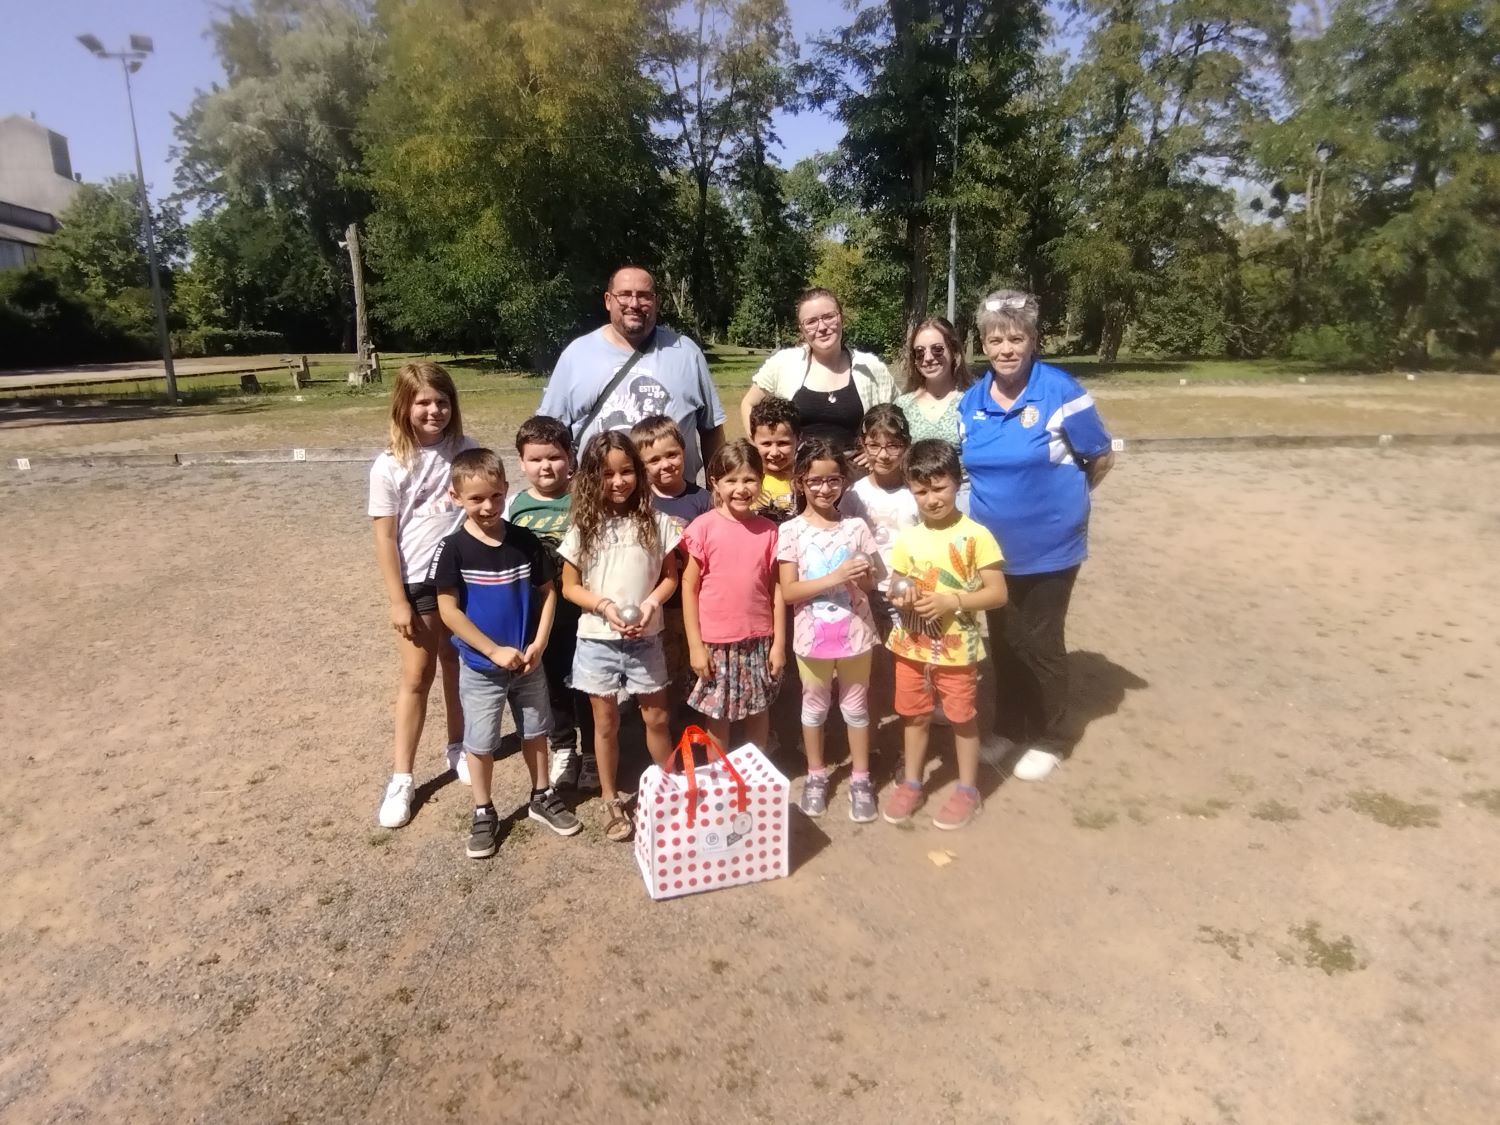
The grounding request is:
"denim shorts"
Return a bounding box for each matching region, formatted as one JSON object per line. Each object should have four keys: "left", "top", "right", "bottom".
{"left": 572, "top": 636, "right": 669, "bottom": 698}
{"left": 459, "top": 660, "right": 552, "bottom": 754}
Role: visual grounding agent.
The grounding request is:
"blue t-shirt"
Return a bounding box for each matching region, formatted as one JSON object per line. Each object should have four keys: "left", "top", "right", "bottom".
{"left": 958, "top": 361, "right": 1111, "bottom": 576}
{"left": 539, "top": 326, "right": 727, "bottom": 484}
{"left": 428, "top": 521, "right": 556, "bottom": 673}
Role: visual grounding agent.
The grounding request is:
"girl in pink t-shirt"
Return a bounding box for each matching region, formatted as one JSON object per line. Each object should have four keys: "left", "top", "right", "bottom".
{"left": 681, "top": 440, "right": 786, "bottom": 750}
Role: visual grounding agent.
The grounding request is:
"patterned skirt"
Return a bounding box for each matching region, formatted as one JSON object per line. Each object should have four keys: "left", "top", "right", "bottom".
{"left": 687, "top": 634, "right": 781, "bottom": 722}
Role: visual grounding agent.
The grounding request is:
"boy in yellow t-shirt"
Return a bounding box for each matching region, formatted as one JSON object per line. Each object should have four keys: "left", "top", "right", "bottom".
{"left": 749, "top": 395, "right": 799, "bottom": 523}
{"left": 884, "top": 440, "right": 1008, "bottom": 830}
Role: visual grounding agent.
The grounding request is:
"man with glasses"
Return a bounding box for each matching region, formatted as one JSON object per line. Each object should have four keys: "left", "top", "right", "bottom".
{"left": 541, "top": 266, "right": 726, "bottom": 484}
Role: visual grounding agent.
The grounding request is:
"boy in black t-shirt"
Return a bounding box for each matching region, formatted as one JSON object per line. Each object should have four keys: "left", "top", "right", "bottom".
{"left": 431, "top": 448, "right": 581, "bottom": 858}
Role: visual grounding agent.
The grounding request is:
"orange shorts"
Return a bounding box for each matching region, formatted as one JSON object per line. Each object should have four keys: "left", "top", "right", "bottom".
{"left": 892, "top": 656, "right": 978, "bottom": 723}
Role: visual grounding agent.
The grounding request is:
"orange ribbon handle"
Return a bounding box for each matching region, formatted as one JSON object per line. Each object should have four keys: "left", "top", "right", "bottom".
{"left": 667, "top": 724, "right": 750, "bottom": 827}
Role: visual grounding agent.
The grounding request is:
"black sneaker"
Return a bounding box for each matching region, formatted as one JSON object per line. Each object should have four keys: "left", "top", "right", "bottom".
{"left": 466, "top": 806, "right": 500, "bottom": 859}
{"left": 528, "top": 789, "right": 582, "bottom": 837}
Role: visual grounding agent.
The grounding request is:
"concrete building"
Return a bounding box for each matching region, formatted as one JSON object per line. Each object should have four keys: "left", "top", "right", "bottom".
{"left": 0, "top": 114, "right": 83, "bottom": 270}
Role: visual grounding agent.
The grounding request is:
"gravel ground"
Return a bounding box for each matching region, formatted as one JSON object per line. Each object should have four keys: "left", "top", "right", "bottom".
{"left": 0, "top": 448, "right": 1497, "bottom": 1123}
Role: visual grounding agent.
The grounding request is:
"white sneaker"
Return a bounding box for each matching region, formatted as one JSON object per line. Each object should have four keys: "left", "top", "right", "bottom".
{"left": 445, "top": 741, "right": 470, "bottom": 786}
{"left": 377, "top": 776, "right": 415, "bottom": 828}
{"left": 1012, "top": 748, "right": 1061, "bottom": 781}
{"left": 549, "top": 747, "right": 580, "bottom": 789}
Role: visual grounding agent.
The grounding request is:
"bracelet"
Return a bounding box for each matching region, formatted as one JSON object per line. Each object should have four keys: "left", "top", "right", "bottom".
{"left": 596, "top": 597, "right": 614, "bottom": 616}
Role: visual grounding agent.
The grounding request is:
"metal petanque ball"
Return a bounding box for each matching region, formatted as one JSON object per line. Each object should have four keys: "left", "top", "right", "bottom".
{"left": 851, "top": 551, "right": 872, "bottom": 569}
{"left": 617, "top": 603, "right": 643, "bottom": 626}
{"left": 887, "top": 576, "right": 915, "bottom": 602}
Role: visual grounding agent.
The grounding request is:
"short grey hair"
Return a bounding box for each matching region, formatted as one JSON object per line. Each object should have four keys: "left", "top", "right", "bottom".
{"left": 975, "top": 289, "right": 1039, "bottom": 342}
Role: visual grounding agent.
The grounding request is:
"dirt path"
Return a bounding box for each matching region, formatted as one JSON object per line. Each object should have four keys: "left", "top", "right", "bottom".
{"left": 0, "top": 449, "right": 1496, "bottom": 1123}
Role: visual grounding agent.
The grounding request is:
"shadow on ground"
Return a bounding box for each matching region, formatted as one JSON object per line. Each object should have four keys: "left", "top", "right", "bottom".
{"left": 0, "top": 397, "right": 270, "bottom": 431}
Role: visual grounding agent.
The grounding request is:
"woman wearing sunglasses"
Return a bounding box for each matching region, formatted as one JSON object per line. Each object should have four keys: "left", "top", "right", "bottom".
{"left": 896, "top": 316, "right": 973, "bottom": 448}
{"left": 739, "top": 287, "right": 896, "bottom": 463}
{"left": 958, "top": 289, "right": 1115, "bottom": 783}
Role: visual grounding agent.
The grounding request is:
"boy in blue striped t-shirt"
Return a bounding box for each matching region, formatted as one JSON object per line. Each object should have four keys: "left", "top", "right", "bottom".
{"left": 431, "top": 448, "right": 580, "bottom": 859}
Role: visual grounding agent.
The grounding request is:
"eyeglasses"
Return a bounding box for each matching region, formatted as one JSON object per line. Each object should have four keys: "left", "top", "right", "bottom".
{"left": 800, "top": 311, "right": 840, "bottom": 330}
{"left": 804, "top": 476, "right": 843, "bottom": 490}
{"left": 862, "top": 441, "right": 904, "bottom": 455}
{"left": 914, "top": 345, "right": 948, "bottom": 361}
{"left": 610, "top": 290, "right": 657, "bottom": 305}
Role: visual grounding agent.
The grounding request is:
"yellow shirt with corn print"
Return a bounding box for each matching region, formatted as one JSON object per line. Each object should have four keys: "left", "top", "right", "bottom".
{"left": 886, "top": 516, "right": 1004, "bottom": 667}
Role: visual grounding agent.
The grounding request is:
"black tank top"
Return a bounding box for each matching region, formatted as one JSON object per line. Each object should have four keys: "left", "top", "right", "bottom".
{"left": 791, "top": 371, "right": 863, "bottom": 453}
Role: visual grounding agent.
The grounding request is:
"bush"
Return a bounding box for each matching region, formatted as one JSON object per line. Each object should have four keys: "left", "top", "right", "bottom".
{"left": 0, "top": 267, "right": 151, "bottom": 369}
{"left": 173, "top": 328, "right": 288, "bottom": 357}
{"left": 1283, "top": 323, "right": 1390, "bottom": 368}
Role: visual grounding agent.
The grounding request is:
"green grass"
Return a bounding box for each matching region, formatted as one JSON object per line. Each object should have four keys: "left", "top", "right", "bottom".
{"left": 1346, "top": 790, "right": 1441, "bottom": 829}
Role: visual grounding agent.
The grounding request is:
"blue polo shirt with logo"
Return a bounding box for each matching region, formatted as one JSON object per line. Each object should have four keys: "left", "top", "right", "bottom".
{"left": 957, "top": 361, "right": 1112, "bottom": 576}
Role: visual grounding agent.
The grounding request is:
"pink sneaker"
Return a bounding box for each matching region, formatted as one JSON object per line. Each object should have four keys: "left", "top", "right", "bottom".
{"left": 933, "top": 786, "right": 982, "bottom": 830}
{"left": 882, "top": 782, "right": 925, "bottom": 825}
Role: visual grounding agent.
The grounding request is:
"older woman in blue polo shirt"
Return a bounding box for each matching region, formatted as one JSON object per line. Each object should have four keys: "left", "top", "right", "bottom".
{"left": 958, "top": 290, "right": 1115, "bottom": 781}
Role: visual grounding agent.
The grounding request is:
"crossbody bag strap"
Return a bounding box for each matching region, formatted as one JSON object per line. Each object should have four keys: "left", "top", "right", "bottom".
{"left": 574, "top": 328, "right": 656, "bottom": 444}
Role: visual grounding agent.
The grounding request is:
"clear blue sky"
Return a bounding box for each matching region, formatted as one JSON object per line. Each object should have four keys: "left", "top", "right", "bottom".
{"left": 0, "top": 0, "right": 1065, "bottom": 209}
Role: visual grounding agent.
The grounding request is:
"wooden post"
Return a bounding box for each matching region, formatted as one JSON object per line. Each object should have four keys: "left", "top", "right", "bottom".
{"left": 298, "top": 354, "right": 311, "bottom": 388}
{"left": 344, "top": 222, "right": 371, "bottom": 375}
{"left": 369, "top": 350, "right": 382, "bottom": 383}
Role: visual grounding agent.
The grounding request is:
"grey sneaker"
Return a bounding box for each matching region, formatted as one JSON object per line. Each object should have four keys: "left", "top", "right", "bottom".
{"left": 576, "top": 757, "right": 601, "bottom": 794}
{"left": 528, "top": 789, "right": 582, "bottom": 836}
{"left": 800, "top": 773, "right": 829, "bottom": 817}
{"left": 466, "top": 806, "right": 500, "bottom": 859}
{"left": 848, "top": 778, "right": 877, "bottom": 823}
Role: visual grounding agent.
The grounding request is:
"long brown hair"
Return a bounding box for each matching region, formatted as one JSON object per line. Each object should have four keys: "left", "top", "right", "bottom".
{"left": 387, "top": 361, "right": 464, "bottom": 467}
{"left": 571, "top": 431, "right": 658, "bottom": 563}
{"left": 900, "top": 316, "right": 971, "bottom": 393}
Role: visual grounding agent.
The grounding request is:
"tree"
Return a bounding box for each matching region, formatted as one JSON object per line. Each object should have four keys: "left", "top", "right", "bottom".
{"left": 1253, "top": 0, "right": 1500, "bottom": 363}
{"left": 41, "top": 176, "right": 185, "bottom": 345}
{"left": 815, "top": 0, "right": 1047, "bottom": 331}
{"left": 177, "top": 200, "right": 341, "bottom": 348}
{"left": 1056, "top": 0, "right": 1289, "bottom": 360}
{"left": 649, "top": 0, "right": 800, "bottom": 337}
{"left": 173, "top": 0, "right": 380, "bottom": 348}
{"left": 363, "top": 0, "right": 669, "bottom": 365}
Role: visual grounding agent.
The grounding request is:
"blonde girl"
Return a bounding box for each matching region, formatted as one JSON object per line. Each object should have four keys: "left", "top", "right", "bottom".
{"left": 681, "top": 440, "right": 786, "bottom": 752}
{"left": 559, "top": 432, "right": 681, "bottom": 842}
{"left": 776, "top": 439, "right": 882, "bottom": 821}
{"left": 370, "top": 362, "right": 475, "bottom": 829}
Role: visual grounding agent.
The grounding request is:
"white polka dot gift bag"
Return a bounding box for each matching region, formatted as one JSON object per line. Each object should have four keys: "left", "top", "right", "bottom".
{"left": 634, "top": 725, "right": 790, "bottom": 901}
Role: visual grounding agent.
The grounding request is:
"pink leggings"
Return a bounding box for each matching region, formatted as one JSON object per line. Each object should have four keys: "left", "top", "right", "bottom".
{"left": 796, "top": 652, "right": 872, "bottom": 729}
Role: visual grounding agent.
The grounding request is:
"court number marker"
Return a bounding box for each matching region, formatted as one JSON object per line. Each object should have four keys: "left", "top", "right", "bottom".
{"left": 292, "top": 448, "right": 307, "bottom": 462}
{"left": 1111, "top": 438, "right": 1125, "bottom": 453}
{"left": 16, "top": 458, "right": 31, "bottom": 471}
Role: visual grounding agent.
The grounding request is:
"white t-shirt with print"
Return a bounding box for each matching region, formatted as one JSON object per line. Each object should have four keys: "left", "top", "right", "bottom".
{"left": 841, "top": 476, "right": 920, "bottom": 595}
{"left": 558, "top": 511, "right": 683, "bottom": 641}
{"left": 368, "top": 438, "right": 476, "bottom": 583}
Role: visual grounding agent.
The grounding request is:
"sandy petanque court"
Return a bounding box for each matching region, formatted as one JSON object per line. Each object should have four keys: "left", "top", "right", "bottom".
{"left": 0, "top": 445, "right": 1497, "bottom": 1123}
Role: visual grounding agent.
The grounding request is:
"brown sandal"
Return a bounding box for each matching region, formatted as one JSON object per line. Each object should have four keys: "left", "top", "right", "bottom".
{"left": 601, "top": 798, "right": 633, "bottom": 842}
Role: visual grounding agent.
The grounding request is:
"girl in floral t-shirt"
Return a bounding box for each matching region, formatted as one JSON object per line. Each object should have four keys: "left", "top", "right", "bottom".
{"left": 776, "top": 439, "right": 883, "bottom": 822}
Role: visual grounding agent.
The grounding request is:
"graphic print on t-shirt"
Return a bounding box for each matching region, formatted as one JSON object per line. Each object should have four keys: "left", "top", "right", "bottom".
{"left": 596, "top": 370, "right": 676, "bottom": 435}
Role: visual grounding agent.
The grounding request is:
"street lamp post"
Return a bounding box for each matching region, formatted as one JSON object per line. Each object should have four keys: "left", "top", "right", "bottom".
{"left": 77, "top": 32, "right": 179, "bottom": 405}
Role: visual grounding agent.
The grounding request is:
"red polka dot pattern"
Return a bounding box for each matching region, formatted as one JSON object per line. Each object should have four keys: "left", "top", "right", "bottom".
{"left": 632, "top": 741, "right": 791, "bottom": 901}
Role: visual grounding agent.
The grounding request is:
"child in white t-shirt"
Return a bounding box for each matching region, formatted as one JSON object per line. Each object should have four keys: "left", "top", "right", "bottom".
{"left": 558, "top": 431, "right": 681, "bottom": 843}
{"left": 840, "top": 404, "right": 918, "bottom": 727}
{"left": 368, "top": 362, "right": 476, "bottom": 829}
